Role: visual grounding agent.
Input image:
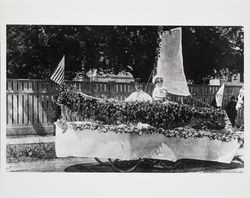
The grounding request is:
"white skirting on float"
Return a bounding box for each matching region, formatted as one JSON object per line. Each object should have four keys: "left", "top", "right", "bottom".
{"left": 55, "top": 122, "right": 241, "bottom": 164}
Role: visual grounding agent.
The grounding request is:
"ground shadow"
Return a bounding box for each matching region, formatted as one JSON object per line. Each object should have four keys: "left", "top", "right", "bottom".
{"left": 64, "top": 159, "right": 244, "bottom": 173}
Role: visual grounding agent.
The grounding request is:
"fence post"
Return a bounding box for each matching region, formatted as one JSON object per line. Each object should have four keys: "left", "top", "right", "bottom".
{"left": 108, "top": 81, "right": 116, "bottom": 99}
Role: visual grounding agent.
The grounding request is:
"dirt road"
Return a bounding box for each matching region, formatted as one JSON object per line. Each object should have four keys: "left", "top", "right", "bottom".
{"left": 6, "top": 156, "right": 243, "bottom": 173}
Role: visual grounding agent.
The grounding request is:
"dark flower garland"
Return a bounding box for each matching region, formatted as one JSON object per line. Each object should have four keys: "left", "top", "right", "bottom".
{"left": 56, "top": 119, "right": 243, "bottom": 143}
{"left": 57, "top": 87, "right": 226, "bottom": 130}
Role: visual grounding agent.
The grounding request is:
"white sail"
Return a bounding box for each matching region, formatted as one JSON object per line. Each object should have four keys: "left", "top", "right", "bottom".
{"left": 156, "top": 27, "right": 191, "bottom": 96}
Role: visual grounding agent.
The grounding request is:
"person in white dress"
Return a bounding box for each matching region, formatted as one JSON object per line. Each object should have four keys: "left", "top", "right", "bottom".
{"left": 125, "top": 78, "right": 152, "bottom": 102}
{"left": 152, "top": 75, "right": 169, "bottom": 101}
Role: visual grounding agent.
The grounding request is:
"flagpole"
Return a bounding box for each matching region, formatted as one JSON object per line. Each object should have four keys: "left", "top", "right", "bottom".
{"left": 144, "top": 27, "right": 162, "bottom": 92}
{"left": 144, "top": 68, "right": 155, "bottom": 92}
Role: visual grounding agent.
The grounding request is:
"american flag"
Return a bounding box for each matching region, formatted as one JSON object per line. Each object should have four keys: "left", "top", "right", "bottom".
{"left": 50, "top": 56, "right": 65, "bottom": 86}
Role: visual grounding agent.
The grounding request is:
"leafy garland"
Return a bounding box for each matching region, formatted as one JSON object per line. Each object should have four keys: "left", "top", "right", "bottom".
{"left": 56, "top": 119, "right": 243, "bottom": 143}
{"left": 57, "top": 87, "right": 226, "bottom": 130}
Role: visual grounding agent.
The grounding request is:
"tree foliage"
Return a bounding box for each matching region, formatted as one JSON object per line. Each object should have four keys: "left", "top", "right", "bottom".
{"left": 181, "top": 26, "right": 243, "bottom": 84}
{"left": 7, "top": 25, "right": 243, "bottom": 84}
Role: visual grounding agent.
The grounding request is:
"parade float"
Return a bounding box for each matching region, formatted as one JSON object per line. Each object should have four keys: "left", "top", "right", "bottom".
{"left": 54, "top": 28, "right": 243, "bottom": 172}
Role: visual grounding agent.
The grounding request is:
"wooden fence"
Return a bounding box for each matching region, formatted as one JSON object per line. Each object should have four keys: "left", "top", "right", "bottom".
{"left": 6, "top": 79, "right": 244, "bottom": 136}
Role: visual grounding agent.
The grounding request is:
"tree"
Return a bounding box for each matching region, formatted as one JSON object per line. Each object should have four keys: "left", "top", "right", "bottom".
{"left": 7, "top": 25, "right": 243, "bottom": 84}
{"left": 7, "top": 25, "right": 86, "bottom": 79}
{"left": 7, "top": 25, "right": 160, "bottom": 82}
{"left": 180, "top": 26, "right": 243, "bottom": 84}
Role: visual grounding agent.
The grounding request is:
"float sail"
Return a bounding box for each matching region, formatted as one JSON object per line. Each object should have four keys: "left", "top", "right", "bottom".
{"left": 156, "top": 27, "right": 191, "bottom": 96}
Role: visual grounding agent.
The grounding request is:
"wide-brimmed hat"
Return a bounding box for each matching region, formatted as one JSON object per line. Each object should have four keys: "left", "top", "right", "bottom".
{"left": 152, "top": 75, "right": 164, "bottom": 84}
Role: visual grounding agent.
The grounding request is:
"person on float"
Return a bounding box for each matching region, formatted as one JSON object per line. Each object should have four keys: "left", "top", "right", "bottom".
{"left": 152, "top": 75, "right": 169, "bottom": 101}
{"left": 125, "top": 78, "right": 152, "bottom": 102}
{"left": 226, "top": 96, "right": 238, "bottom": 127}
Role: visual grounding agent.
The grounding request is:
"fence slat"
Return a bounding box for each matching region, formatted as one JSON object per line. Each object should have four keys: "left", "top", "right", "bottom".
{"left": 23, "top": 94, "right": 28, "bottom": 124}
{"left": 47, "top": 95, "right": 53, "bottom": 124}
{"left": 34, "top": 95, "right": 38, "bottom": 123}
{"left": 18, "top": 94, "right": 23, "bottom": 124}
{"left": 13, "top": 95, "right": 18, "bottom": 124}
{"left": 45, "top": 98, "right": 49, "bottom": 124}
{"left": 7, "top": 81, "right": 12, "bottom": 91}
{"left": 42, "top": 97, "right": 47, "bottom": 123}
{"left": 38, "top": 95, "right": 43, "bottom": 123}
{"left": 28, "top": 95, "right": 33, "bottom": 124}
{"left": 13, "top": 81, "right": 18, "bottom": 91}
{"left": 6, "top": 95, "right": 8, "bottom": 125}
{"left": 7, "top": 95, "right": 12, "bottom": 125}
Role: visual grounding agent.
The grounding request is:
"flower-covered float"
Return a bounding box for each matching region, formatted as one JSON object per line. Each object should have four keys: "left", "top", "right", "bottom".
{"left": 54, "top": 87, "right": 243, "bottom": 172}
{"left": 51, "top": 27, "right": 244, "bottom": 172}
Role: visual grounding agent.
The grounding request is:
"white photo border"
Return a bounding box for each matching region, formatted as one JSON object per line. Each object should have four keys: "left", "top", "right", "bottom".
{"left": 1, "top": 1, "right": 250, "bottom": 198}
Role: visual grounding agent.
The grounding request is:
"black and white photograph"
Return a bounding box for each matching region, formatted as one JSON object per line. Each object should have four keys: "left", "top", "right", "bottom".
{"left": 5, "top": 25, "right": 244, "bottom": 173}
{"left": 1, "top": 1, "right": 250, "bottom": 198}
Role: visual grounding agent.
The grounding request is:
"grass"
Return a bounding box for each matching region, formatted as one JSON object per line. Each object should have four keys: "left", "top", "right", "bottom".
{"left": 7, "top": 142, "right": 56, "bottom": 163}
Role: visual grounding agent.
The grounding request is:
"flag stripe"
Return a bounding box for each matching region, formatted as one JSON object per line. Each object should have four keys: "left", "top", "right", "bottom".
{"left": 50, "top": 56, "right": 65, "bottom": 86}
{"left": 51, "top": 64, "right": 63, "bottom": 80}
{"left": 56, "top": 71, "right": 64, "bottom": 85}
{"left": 53, "top": 72, "right": 63, "bottom": 85}
{"left": 53, "top": 68, "right": 63, "bottom": 83}
{"left": 57, "top": 70, "right": 64, "bottom": 85}
{"left": 51, "top": 71, "right": 63, "bottom": 84}
{"left": 51, "top": 67, "right": 61, "bottom": 80}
